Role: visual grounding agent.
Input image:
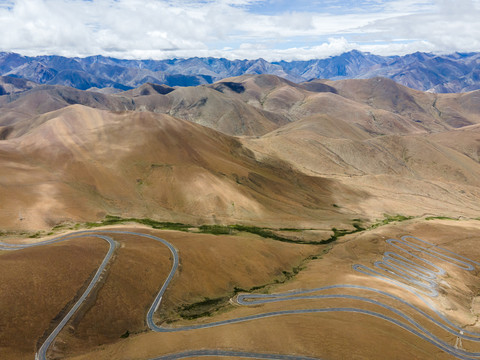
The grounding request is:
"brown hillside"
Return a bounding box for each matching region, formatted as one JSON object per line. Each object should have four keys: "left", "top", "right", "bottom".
{"left": 208, "top": 75, "right": 434, "bottom": 136}
{"left": 244, "top": 114, "right": 480, "bottom": 219}
{"left": 0, "top": 105, "right": 363, "bottom": 230}
{"left": 0, "top": 75, "right": 38, "bottom": 95}
{"left": 434, "top": 90, "right": 480, "bottom": 127}
{"left": 2, "top": 75, "right": 479, "bottom": 140}
{"left": 132, "top": 85, "right": 290, "bottom": 136}
{"left": 426, "top": 123, "right": 480, "bottom": 162}
{"left": 1, "top": 74, "right": 480, "bottom": 227}
{"left": 119, "top": 83, "right": 175, "bottom": 97}
{"left": 0, "top": 85, "right": 134, "bottom": 129}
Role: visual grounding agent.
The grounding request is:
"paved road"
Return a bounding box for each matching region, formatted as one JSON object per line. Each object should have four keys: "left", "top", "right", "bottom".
{"left": 150, "top": 350, "right": 321, "bottom": 360}
{"left": 37, "top": 234, "right": 116, "bottom": 360}
{"left": 2, "top": 232, "right": 480, "bottom": 360}
{"left": 353, "top": 235, "right": 478, "bottom": 297}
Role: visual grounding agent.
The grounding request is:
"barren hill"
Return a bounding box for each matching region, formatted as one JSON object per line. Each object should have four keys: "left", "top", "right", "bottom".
{"left": 0, "top": 104, "right": 364, "bottom": 230}
{"left": 131, "top": 84, "right": 290, "bottom": 136}
{"left": 0, "top": 85, "right": 134, "bottom": 131}
{"left": 0, "top": 75, "right": 37, "bottom": 95}
{"left": 1, "top": 74, "right": 480, "bottom": 231}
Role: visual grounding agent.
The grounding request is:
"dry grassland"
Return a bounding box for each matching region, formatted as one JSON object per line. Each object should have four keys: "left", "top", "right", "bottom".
{"left": 1, "top": 226, "right": 319, "bottom": 359}
{"left": 66, "top": 220, "right": 480, "bottom": 360}
{"left": 0, "top": 237, "right": 106, "bottom": 360}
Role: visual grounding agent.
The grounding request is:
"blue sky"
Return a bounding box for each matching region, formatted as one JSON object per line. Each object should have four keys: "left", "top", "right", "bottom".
{"left": 0, "top": 0, "right": 479, "bottom": 60}
{"left": 247, "top": 0, "right": 385, "bottom": 15}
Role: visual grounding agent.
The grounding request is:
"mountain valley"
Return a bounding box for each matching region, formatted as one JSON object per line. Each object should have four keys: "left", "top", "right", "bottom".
{"left": 1, "top": 73, "right": 480, "bottom": 360}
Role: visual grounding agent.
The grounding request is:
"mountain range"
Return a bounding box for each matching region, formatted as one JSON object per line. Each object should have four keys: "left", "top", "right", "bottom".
{"left": 2, "top": 66, "right": 480, "bottom": 360}
{"left": 1, "top": 74, "right": 480, "bottom": 231}
{"left": 1, "top": 50, "right": 480, "bottom": 93}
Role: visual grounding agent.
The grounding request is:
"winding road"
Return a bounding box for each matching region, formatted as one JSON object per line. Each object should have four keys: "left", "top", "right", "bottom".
{"left": 1, "top": 231, "right": 480, "bottom": 360}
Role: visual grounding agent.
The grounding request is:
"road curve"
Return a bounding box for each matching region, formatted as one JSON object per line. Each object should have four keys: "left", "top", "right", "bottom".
{"left": 37, "top": 235, "right": 116, "bottom": 360}
{"left": 2, "top": 232, "right": 480, "bottom": 360}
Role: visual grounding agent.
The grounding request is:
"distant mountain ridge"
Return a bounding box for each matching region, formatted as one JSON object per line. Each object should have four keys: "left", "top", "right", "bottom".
{"left": 1, "top": 50, "right": 479, "bottom": 93}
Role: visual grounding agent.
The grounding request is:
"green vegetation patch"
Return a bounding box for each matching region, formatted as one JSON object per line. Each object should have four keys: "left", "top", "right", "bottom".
{"left": 78, "top": 215, "right": 370, "bottom": 246}
{"left": 317, "top": 225, "right": 366, "bottom": 245}
{"left": 278, "top": 264, "right": 304, "bottom": 283}
{"left": 370, "top": 214, "right": 414, "bottom": 229}
{"left": 198, "top": 225, "right": 232, "bottom": 235}
{"left": 197, "top": 224, "right": 322, "bottom": 244}
{"left": 178, "top": 296, "right": 229, "bottom": 320}
{"left": 231, "top": 224, "right": 296, "bottom": 242}
{"left": 28, "top": 232, "right": 43, "bottom": 238}
{"left": 425, "top": 216, "right": 458, "bottom": 221}
{"left": 176, "top": 257, "right": 314, "bottom": 321}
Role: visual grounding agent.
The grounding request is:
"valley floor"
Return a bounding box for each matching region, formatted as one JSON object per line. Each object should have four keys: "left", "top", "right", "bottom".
{"left": 2, "top": 218, "right": 480, "bottom": 360}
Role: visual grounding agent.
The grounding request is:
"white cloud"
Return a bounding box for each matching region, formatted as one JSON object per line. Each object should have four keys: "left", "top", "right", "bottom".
{"left": 0, "top": 0, "right": 479, "bottom": 60}
{"left": 355, "top": 0, "right": 480, "bottom": 54}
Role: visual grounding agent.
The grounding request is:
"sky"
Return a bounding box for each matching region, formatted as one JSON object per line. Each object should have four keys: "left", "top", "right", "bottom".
{"left": 0, "top": 0, "right": 479, "bottom": 61}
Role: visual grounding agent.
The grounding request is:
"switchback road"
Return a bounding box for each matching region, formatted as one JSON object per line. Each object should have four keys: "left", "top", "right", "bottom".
{"left": 2, "top": 232, "right": 479, "bottom": 360}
